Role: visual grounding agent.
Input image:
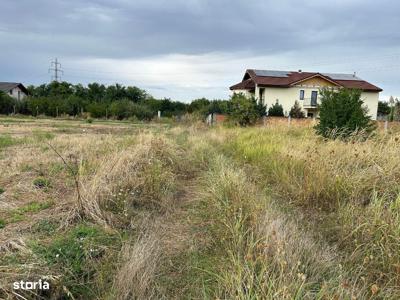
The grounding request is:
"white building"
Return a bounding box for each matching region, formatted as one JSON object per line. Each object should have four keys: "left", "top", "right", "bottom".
{"left": 230, "top": 69, "right": 382, "bottom": 120}
{"left": 0, "top": 82, "right": 29, "bottom": 101}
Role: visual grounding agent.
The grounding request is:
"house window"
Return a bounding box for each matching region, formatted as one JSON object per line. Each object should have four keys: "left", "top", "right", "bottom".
{"left": 311, "top": 91, "right": 318, "bottom": 106}
{"left": 9, "top": 90, "right": 13, "bottom": 95}
{"left": 299, "top": 90, "right": 305, "bottom": 100}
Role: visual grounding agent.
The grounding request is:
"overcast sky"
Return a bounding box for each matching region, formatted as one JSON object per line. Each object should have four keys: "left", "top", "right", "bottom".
{"left": 1, "top": 0, "right": 400, "bottom": 101}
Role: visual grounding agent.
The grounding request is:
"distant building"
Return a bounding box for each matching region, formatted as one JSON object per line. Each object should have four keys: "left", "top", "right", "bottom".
{"left": 230, "top": 69, "right": 382, "bottom": 120}
{"left": 0, "top": 82, "right": 29, "bottom": 101}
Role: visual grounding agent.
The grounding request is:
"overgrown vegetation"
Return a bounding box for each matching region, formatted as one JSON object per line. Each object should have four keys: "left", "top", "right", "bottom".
{"left": 1, "top": 118, "right": 399, "bottom": 299}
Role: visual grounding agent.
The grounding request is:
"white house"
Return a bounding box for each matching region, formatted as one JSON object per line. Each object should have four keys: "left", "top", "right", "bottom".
{"left": 230, "top": 69, "right": 382, "bottom": 120}
{"left": 0, "top": 82, "right": 29, "bottom": 101}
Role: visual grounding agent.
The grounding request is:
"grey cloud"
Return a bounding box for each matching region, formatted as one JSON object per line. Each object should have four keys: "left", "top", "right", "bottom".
{"left": 0, "top": 0, "right": 399, "bottom": 99}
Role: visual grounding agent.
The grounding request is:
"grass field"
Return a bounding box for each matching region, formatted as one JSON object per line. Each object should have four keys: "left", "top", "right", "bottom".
{"left": 0, "top": 117, "right": 399, "bottom": 299}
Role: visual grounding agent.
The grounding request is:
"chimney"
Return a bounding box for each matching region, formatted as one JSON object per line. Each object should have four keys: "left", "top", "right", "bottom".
{"left": 298, "top": 69, "right": 302, "bottom": 73}
{"left": 353, "top": 71, "right": 356, "bottom": 77}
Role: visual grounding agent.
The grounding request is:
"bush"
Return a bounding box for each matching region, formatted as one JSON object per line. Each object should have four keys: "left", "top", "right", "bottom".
{"left": 0, "top": 91, "right": 16, "bottom": 114}
{"left": 289, "top": 101, "right": 305, "bottom": 118}
{"left": 229, "top": 93, "right": 266, "bottom": 126}
{"left": 268, "top": 101, "right": 284, "bottom": 116}
{"left": 315, "top": 88, "right": 375, "bottom": 139}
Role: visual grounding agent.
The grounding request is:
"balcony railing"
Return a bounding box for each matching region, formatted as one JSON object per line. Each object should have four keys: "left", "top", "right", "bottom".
{"left": 302, "top": 98, "right": 318, "bottom": 107}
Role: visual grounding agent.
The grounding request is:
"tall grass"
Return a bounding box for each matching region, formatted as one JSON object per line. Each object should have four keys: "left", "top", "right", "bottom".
{"left": 194, "top": 154, "right": 368, "bottom": 299}
{"left": 79, "top": 133, "right": 185, "bottom": 227}
{"left": 2, "top": 119, "right": 400, "bottom": 299}
{"left": 221, "top": 125, "right": 400, "bottom": 298}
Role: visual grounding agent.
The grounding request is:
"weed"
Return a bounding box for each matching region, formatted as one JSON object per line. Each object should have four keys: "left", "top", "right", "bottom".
{"left": 31, "top": 219, "right": 58, "bottom": 234}
{"left": 5, "top": 201, "right": 54, "bottom": 224}
{"left": 33, "top": 177, "right": 51, "bottom": 188}
{"left": 31, "top": 224, "right": 120, "bottom": 298}
{"left": 0, "top": 187, "right": 4, "bottom": 194}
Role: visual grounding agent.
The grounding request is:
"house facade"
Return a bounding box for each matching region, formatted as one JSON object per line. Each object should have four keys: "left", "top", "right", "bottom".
{"left": 0, "top": 82, "right": 29, "bottom": 101}
{"left": 230, "top": 70, "right": 382, "bottom": 120}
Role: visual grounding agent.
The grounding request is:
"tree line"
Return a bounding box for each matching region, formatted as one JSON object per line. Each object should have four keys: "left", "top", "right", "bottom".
{"left": 0, "top": 81, "right": 231, "bottom": 120}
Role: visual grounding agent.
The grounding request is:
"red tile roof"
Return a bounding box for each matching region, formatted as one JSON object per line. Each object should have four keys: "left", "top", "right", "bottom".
{"left": 230, "top": 69, "right": 382, "bottom": 92}
{"left": 229, "top": 78, "right": 255, "bottom": 90}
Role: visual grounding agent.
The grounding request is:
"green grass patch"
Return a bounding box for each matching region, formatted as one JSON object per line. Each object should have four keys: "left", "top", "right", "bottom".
{"left": 0, "top": 135, "right": 19, "bottom": 149}
{"left": 17, "top": 200, "right": 54, "bottom": 214}
{"left": 30, "top": 224, "right": 121, "bottom": 299}
{"left": 0, "top": 218, "right": 5, "bottom": 229}
{"left": 33, "top": 177, "right": 51, "bottom": 188}
{"left": 0, "top": 187, "right": 4, "bottom": 194}
{"left": 31, "top": 219, "right": 59, "bottom": 234}
{"left": 32, "top": 130, "right": 55, "bottom": 142}
{"left": 48, "top": 162, "right": 64, "bottom": 175}
{"left": 4, "top": 200, "right": 54, "bottom": 224}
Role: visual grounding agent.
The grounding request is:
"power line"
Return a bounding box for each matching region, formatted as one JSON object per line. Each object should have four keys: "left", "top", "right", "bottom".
{"left": 48, "top": 58, "right": 64, "bottom": 82}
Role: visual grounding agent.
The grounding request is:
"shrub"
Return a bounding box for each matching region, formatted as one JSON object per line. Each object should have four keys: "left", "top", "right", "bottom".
{"left": 268, "top": 101, "right": 284, "bottom": 116}
{"left": 229, "top": 93, "right": 266, "bottom": 126}
{"left": 289, "top": 101, "right": 305, "bottom": 118}
{"left": 315, "top": 88, "right": 375, "bottom": 139}
{"left": 86, "top": 118, "right": 93, "bottom": 124}
{"left": 0, "top": 91, "right": 16, "bottom": 114}
{"left": 0, "top": 187, "right": 4, "bottom": 194}
{"left": 0, "top": 219, "right": 5, "bottom": 229}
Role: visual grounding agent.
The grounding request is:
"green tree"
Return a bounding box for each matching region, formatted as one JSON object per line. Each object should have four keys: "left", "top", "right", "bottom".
{"left": 289, "top": 101, "right": 305, "bottom": 118}
{"left": 126, "top": 86, "right": 147, "bottom": 102}
{"left": 378, "top": 101, "right": 391, "bottom": 116}
{"left": 315, "top": 88, "right": 375, "bottom": 139}
{"left": 229, "top": 93, "right": 266, "bottom": 126}
{"left": 87, "top": 102, "right": 108, "bottom": 118}
{"left": 87, "top": 83, "right": 106, "bottom": 102}
{"left": 268, "top": 101, "right": 284, "bottom": 116}
{"left": 207, "top": 100, "right": 230, "bottom": 115}
{"left": 0, "top": 91, "right": 16, "bottom": 114}
{"left": 188, "top": 98, "right": 210, "bottom": 114}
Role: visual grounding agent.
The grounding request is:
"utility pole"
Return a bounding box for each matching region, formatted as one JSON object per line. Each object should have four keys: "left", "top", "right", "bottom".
{"left": 48, "top": 58, "right": 64, "bottom": 82}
